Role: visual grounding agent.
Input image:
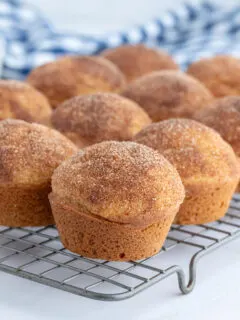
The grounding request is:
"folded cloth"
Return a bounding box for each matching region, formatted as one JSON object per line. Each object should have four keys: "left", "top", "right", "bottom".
{"left": 0, "top": 0, "right": 240, "bottom": 79}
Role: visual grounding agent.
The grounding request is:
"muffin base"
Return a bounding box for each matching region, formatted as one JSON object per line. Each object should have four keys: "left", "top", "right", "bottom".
{"left": 174, "top": 179, "right": 238, "bottom": 225}
{"left": 0, "top": 185, "right": 54, "bottom": 227}
{"left": 49, "top": 194, "right": 176, "bottom": 261}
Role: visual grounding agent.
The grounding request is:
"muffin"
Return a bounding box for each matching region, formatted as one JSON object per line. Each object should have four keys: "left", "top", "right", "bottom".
{"left": 134, "top": 119, "right": 240, "bottom": 225}
{"left": 27, "top": 56, "right": 126, "bottom": 108}
{"left": 101, "top": 44, "right": 178, "bottom": 82}
{"left": 51, "top": 93, "right": 151, "bottom": 147}
{"left": 195, "top": 96, "right": 240, "bottom": 192}
{"left": 0, "top": 119, "right": 77, "bottom": 227}
{"left": 187, "top": 55, "right": 240, "bottom": 97}
{"left": 49, "top": 141, "right": 185, "bottom": 261}
{"left": 195, "top": 96, "right": 240, "bottom": 158}
{"left": 122, "top": 71, "right": 213, "bottom": 122}
{"left": 0, "top": 80, "right": 52, "bottom": 125}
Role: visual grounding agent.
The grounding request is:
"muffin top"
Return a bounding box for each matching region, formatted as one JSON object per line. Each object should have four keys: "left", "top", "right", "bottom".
{"left": 122, "top": 71, "right": 213, "bottom": 122}
{"left": 134, "top": 119, "right": 239, "bottom": 182}
{"left": 0, "top": 80, "right": 52, "bottom": 125}
{"left": 187, "top": 55, "right": 240, "bottom": 97}
{"left": 101, "top": 44, "right": 178, "bottom": 82}
{"left": 195, "top": 96, "right": 240, "bottom": 157}
{"left": 51, "top": 93, "right": 151, "bottom": 147}
{"left": 52, "top": 141, "right": 185, "bottom": 227}
{"left": 0, "top": 119, "right": 77, "bottom": 187}
{"left": 27, "top": 55, "right": 126, "bottom": 108}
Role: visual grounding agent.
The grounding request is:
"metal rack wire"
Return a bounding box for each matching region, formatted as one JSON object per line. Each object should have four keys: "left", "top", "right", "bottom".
{"left": 0, "top": 194, "right": 240, "bottom": 301}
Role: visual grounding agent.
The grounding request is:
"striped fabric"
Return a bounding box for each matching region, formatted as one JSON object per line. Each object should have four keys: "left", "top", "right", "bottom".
{"left": 0, "top": 0, "right": 240, "bottom": 79}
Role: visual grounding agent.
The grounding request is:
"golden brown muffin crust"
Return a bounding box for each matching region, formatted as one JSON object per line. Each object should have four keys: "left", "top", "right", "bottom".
{"left": 52, "top": 141, "right": 185, "bottom": 227}
{"left": 134, "top": 119, "right": 239, "bottom": 181}
{"left": 27, "top": 56, "right": 126, "bottom": 108}
{"left": 122, "top": 71, "right": 213, "bottom": 122}
{"left": 101, "top": 44, "right": 178, "bottom": 82}
{"left": 50, "top": 193, "right": 176, "bottom": 260}
{"left": 51, "top": 93, "right": 151, "bottom": 146}
{"left": 0, "top": 80, "right": 52, "bottom": 124}
{"left": 195, "top": 96, "right": 240, "bottom": 157}
{"left": 187, "top": 55, "right": 240, "bottom": 97}
{"left": 0, "top": 119, "right": 77, "bottom": 187}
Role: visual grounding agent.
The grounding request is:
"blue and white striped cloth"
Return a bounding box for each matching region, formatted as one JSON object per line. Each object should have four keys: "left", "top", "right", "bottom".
{"left": 0, "top": 0, "right": 240, "bottom": 79}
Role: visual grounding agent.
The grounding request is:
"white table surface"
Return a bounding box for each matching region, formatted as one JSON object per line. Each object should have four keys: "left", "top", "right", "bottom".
{"left": 1, "top": 237, "right": 240, "bottom": 320}
{"left": 2, "top": 0, "right": 240, "bottom": 318}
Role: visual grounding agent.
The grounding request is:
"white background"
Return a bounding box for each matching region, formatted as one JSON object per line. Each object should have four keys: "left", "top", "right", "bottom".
{"left": 30, "top": 0, "right": 239, "bottom": 35}
{"left": 1, "top": 0, "right": 240, "bottom": 319}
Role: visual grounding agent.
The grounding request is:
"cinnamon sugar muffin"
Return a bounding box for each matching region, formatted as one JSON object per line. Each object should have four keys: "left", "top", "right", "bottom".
{"left": 101, "top": 44, "right": 178, "bottom": 82}
{"left": 27, "top": 56, "right": 126, "bottom": 108}
{"left": 0, "top": 119, "right": 77, "bottom": 227}
{"left": 51, "top": 93, "right": 151, "bottom": 147}
{"left": 187, "top": 55, "right": 240, "bottom": 97}
{"left": 122, "top": 71, "right": 213, "bottom": 122}
{"left": 49, "top": 141, "right": 185, "bottom": 261}
{"left": 195, "top": 96, "right": 240, "bottom": 158}
{"left": 0, "top": 80, "right": 52, "bottom": 125}
{"left": 134, "top": 119, "right": 240, "bottom": 224}
{"left": 195, "top": 96, "right": 240, "bottom": 192}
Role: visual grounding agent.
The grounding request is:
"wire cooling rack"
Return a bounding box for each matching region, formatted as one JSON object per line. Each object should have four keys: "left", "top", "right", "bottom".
{"left": 0, "top": 194, "right": 240, "bottom": 301}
